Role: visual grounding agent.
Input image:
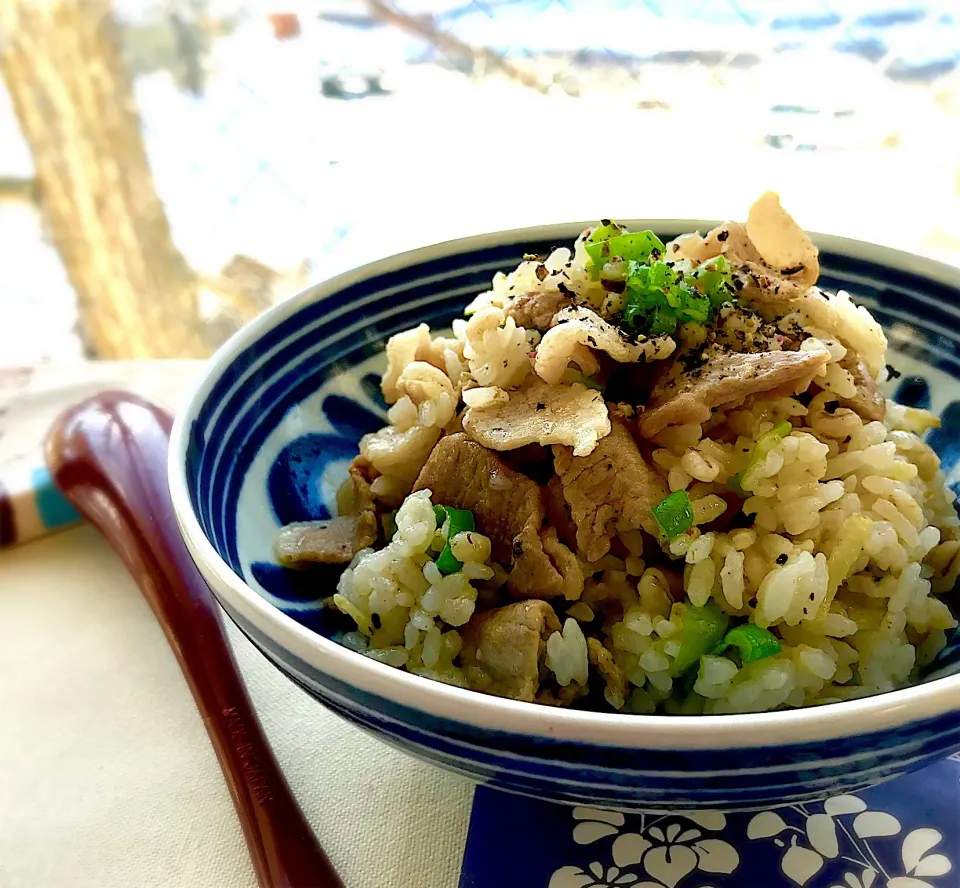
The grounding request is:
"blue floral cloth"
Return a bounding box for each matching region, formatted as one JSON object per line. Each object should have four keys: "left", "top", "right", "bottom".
{"left": 460, "top": 755, "right": 960, "bottom": 888}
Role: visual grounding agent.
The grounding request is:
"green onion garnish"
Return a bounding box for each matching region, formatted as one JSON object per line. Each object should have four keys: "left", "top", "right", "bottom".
{"left": 729, "top": 421, "right": 793, "bottom": 497}
{"left": 714, "top": 624, "right": 782, "bottom": 664}
{"left": 382, "top": 510, "right": 398, "bottom": 543}
{"left": 578, "top": 374, "right": 604, "bottom": 391}
{"left": 673, "top": 604, "right": 730, "bottom": 675}
{"left": 652, "top": 489, "right": 694, "bottom": 542}
{"left": 586, "top": 220, "right": 738, "bottom": 337}
{"left": 433, "top": 504, "right": 475, "bottom": 575}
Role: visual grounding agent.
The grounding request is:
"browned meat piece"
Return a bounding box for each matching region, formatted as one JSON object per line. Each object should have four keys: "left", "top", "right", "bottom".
{"left": 459, "top": 600, "right": 561, "bottom": 702}
{"left": 279, "top": 456, "right": 380, "bottom": 566}
{"left": 536, "top": 679, "right": 589, "bottom": 708}
{"left": 588, "top": 637, "right": 628, "bottom": 708}
{"left": 413, "top": 434, "right": 583, "bottom": 599}
{"left": 838, "top": 351, "right": 886, "bottom": 422}
{"left": 554, "top": 417, "right": 668, "bottom": 562}
{"left": 337, "top": 456, "right": 378, "bottom": 515}
{"left": 735, "top": 262, "right": 811, "bottom": 314}
{"left": 275, "top": 514, "right": 377, "bottom": 567}
{"left": 508, "top": 526, "right": 583, "bottom": 601}
{"left": 506, "top": 289, "right": 572, "bottom": 330}
{"left": 638, "top": 348, "right": 829, "bottom": 439}
{"left": 543, "top": 474, "right": 578, "bottom": 549}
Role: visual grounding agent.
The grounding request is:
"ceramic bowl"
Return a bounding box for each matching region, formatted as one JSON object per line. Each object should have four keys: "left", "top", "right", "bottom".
{"left": 169, "top": 222, "right": 960, "bottom": 810}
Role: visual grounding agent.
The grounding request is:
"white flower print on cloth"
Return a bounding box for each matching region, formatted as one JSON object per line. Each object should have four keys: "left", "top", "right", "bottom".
{"left": 747, "top": 795, "right": 953, "bottom": 888}
{"left": 459, "top": 758, "right": 960, "bottom": 888}
{"left": 549, "top": 807, "right": 739, "bottom": 888}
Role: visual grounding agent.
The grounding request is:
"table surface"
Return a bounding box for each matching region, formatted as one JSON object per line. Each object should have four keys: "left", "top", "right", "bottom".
{"left": 4, "top": 362, "right": 960, "bottom": 888}
{"left": 0, "top": 525, "right": 473, "bottom": 887}
{"left": 0, "top": 361, "right": 471, "bottom": 887}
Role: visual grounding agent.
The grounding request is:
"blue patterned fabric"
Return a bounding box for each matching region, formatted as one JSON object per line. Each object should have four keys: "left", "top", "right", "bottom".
{"left": 181, "top": 224, "right": 960, "bottom": 809}
{"left": 460, "top": 756, "right": 960, "bottom": 887}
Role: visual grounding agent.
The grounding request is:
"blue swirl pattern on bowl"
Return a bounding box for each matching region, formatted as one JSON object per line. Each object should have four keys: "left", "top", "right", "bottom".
{"left": 180, "top": 225, "right": 960, "bottom": 809}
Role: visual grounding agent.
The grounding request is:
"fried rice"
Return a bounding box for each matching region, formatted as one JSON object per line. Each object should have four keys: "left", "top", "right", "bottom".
{"left": 276, "top": 192, "right": 960, "bottom": 716}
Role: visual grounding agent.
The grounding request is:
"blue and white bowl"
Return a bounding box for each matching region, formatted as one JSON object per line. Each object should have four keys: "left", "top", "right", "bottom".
{"left": 169, "top": 222, "right": 960, "bottom": 811}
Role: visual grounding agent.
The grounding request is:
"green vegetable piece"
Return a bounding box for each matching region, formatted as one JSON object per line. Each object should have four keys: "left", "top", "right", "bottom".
{"left": 584, "top": 222, "right": 626, "bottom": 266}
{"left": 435, "top": 545, "right": 463, "bottom": 575}
{"left": 716, "top": 624, "right": 782, "bottom": 664}
{"left": 604, "top": 230, "right": 665, "bottom": 264}
{"left": 648, "top": 304, "right": 679, "bottom": 336}
{"left": 651, "top": 489, "right": 694, "bottom": 541}
{"left": 693, "top": 255, "right": 736, "bottom": 308}
{"left": 673, "top": 604, "right": 730, "bottom": 675}
{"left": 383, "top": 511, "right": 398, "bottom": 543}
{"left": 729, "top": 421, "right": 793, "bottom": 497}
{"left": 678, "top": 290, "right": 711, "bottom": 324}
{"left": 578, "top": 374, "right": 604, "bottom": 391}
{"left": 433, "top": 504, "right": 475, "bottom": 575}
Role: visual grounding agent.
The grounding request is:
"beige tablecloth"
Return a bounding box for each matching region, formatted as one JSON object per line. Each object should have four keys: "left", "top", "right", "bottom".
{"left": 0, "top": 362, "right": 473, "bottom": 887}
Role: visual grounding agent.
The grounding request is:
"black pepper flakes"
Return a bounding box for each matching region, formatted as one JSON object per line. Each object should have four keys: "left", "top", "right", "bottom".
{"left": 535, "top": 264, "right": 549, "bottom": 282}
{"left": 886, "top": 364, "right": 902, "bottom": 380}
{"left": 557, "top": 281, "right": 573, "bottom": 296}
{"left": 671, "top": 243, "right": 680, "bottom": 253}
{"left": 535, "top": 402, "right": 546, "bottom": 411}
{"left": 781, "top": 264, "right": 805, "bottom": 276}
{"left": 776, "top": 553, "right": 788, "bottom": 565}
{"left": 600, "top": 218, "right": 612, "bottom": 226}
{"left": 512, "top": 540, "right": 524, "bottom": 558}
{"left": 717, "top": 229, "right": 729, "bottom": 242}
{"left": 371, "top": 613, "right": 382, "bottom": 630}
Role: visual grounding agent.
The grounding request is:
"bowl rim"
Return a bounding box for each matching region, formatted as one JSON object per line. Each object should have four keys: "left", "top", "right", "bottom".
{"left": 169, "top": 219, "right": 960, "bottom": 750}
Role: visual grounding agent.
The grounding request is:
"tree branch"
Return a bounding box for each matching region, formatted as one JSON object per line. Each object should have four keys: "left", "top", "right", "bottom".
{"left": 362, "top": 0, "right": 553, "bottom": 93}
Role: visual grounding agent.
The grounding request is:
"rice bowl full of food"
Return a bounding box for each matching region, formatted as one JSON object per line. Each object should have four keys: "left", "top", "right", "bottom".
{"left": 169, "top": 193, "right": 960, "bottom": 810}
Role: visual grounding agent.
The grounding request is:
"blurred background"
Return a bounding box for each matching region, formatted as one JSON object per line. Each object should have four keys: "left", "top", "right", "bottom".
{"left": 0, "top": 0, "right": 958, "bottom": 366}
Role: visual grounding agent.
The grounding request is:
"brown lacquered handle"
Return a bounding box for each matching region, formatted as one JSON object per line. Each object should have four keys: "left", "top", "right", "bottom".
{"left": 45, "top": 391, "right": 343, "bottom": 888}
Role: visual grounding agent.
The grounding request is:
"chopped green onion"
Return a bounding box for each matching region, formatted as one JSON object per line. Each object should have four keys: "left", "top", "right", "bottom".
{"left": 621, "top": 254, "right": 735, "bottom": 337}
{"left": 584, "top": 222, "right": 625, "bottom": 265}
{"left": 433, "top": 504, "right": 475, "bottom": 574}
{"left": 729, "top": 421, "right": 793, "bottom": 497}
{"left": 585, "top": 224, "right": 663, "bottom": 269}
{"left": 578, "top": 374, "right": 604, "bottom": 391}
{"left": 603, "top": 231, "right": 665, "bottom": 264}
{"left": 715, "top": 624, "right": 782, "bottom": 664}
{"left": 382, "top": 511, "right": 398, "bottom": 543}
{"left": 693, "top": 255, "right": 736, "bottom": 308}
{"left": 651, "top": 489, "right": 694, "bottom": 541}
{"left": 673, "top": 604, "right": 730, "bottom": 675}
